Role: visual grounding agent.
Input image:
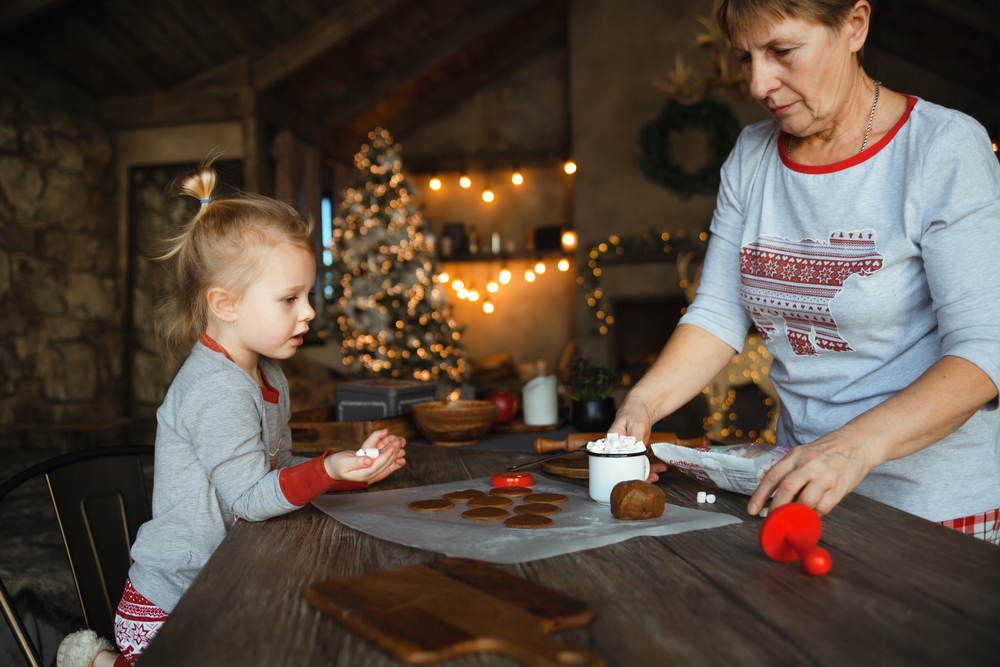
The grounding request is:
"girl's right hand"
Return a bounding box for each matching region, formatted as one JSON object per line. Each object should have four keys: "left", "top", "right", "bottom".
{"left": 323, "top": 441, "right": 405, "bottom": 483}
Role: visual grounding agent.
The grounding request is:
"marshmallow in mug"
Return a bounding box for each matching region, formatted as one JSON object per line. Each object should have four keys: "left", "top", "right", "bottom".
{"left": 585, "top": 432, "right": 646, "bottom": 455}
{"left": 355, "top": 448, "right": 380, "bottom": 458}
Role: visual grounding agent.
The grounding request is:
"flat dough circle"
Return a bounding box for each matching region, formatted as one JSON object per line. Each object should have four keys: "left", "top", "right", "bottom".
{"left": 467, "top": 495, "right": 513, "bottom": 509}
{"left": 504, "top": 514, "right": 556, "bottom": 529}
{"left": 490, "top": 486, "right": 532, "bottom": 498}
{"left": 409, "top": 499, "right": 455, "bottom": 512}
{"left": 461, "top": 507, "right": 509, "bottom": 521}
{"left": 524, "top": 493, "right": 568, "bottom": 505}
{"left": 444, "top": 489, "right": 489, "bottom": 503}
{"left": 513, "top": 503, "right": 562, "bottom": 516}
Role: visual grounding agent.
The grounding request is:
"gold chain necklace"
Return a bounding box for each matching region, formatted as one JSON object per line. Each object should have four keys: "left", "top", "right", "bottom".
{"left": 785, "top": 79, "right": 881, "bottom": 158}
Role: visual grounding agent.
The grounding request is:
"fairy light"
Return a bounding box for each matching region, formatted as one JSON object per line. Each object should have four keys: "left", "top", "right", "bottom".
{"left": 564, "top": 161, "right": 577, "bottom": 174}
{"left": 512, "top": 172, "right": 523, "bottom": 185}
{"left": 558, "top": 259, "right": 570, "bottom": 271}
{"left": 524, "top": 270, "right": 536, "bottom": 282}
{"left": 483, "top": 300, "right": 494, "bottom": 313}
{"left": 499, "top": 268, "right": 511, "bottom": 284}
{"left": 482, "top": 189, "right": 494, "bottom": 202}
{"left": 487, "top": 281, "right": 498, "bottom": 292}
{"left": 460, "top": 176, "right": 471, "bottom": 188}
{"left": 438, "top": 272, "right": 449, "bottom": 283}
{"left": 451, "top": 279, "right": 464, "bottom": 290}
{"left": 457, "top": 288, "right": 468, "bottom": 299}
{"left": 468, "top": 290, "right": 480, "bottom": 302}
{"left": 561, "top": 230, "right": 577, "bottom": 249}
{"left": 534, "top": 261, "right": 546, "bottom": 274}
{"left": 429, "top": 178, "right": 441, "bottom": 190}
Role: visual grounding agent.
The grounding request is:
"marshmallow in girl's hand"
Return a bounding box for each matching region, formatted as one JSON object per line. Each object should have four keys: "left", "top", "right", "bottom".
{"left": 365, "top": 448, "right": 380, "bottom": 458}
{"left": 354, "top": 448, "right": 366, "bottom": 457}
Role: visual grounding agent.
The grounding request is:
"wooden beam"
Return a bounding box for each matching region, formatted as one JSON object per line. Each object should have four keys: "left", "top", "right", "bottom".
{"left": 252, "top": 0, "right": 408, "bottom": 92}
{"left": 0, "top": 51, "right": 98, "bottom": 117}
{"left": 100, "top": 86, "right": 246, "bottom": 129}
{"left": 320, "top": 0, "right": 544, "bottom": 130}
{"left": 0, "top": 0, "right": 71, "bottom": 33}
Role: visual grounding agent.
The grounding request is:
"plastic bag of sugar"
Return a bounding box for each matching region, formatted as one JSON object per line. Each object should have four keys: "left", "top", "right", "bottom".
{"left": 650, "top": 441, "right": 790, "bottom": 495}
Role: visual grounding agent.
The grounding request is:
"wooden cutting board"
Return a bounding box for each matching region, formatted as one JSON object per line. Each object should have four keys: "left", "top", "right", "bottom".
{"left": 304, "top": 557, "right": 604, "bottom": 666}
{"left": 542, "top": 450, "right": 589, "bottom": 479}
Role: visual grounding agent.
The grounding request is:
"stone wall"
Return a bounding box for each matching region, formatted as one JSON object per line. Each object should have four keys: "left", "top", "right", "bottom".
{"left": 0, "top": 94, "right": 120, "bottom": 447}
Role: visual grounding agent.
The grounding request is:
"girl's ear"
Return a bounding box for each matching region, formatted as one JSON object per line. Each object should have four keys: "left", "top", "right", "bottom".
{"left": 206, "top": 287, "right": 238, "bottom": 322}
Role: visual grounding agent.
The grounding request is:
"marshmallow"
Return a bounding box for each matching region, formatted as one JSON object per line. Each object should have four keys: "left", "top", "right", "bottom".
{"left": 585, "top": 435, "right": 646, "bottom": 455}
{"left": 354, "top": 448, "right": 366, "bottom": 457}
{"left": 706, "top": 494, "right": 716, "bottom": 504}
{"left": 355, "top": 447, "right": 381, "bottom": 458}
{"left": 760, "top": 506, "right": 769, "bottom": 517}
{"left": 697, "top": 491, "right": 706, "bottom": 503}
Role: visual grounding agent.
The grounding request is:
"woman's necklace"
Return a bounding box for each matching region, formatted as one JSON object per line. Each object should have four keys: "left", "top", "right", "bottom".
{"left": 785, "top": 78, "right": 881, "bottom": 158}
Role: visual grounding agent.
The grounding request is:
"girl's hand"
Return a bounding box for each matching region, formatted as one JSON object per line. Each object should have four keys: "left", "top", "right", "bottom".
{"left": 608, "top": 396, "right": 667, "bottom": 482}
{"left": 324, "top": 430, "right": 407, "bottom": 483}
{"left": 747, "top": 426, "right": 878, "bottom": 517}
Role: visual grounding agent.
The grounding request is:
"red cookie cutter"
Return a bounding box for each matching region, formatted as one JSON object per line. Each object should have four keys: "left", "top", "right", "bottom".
{"left": 490, "top": 472, "right": 534, "bottom": 488}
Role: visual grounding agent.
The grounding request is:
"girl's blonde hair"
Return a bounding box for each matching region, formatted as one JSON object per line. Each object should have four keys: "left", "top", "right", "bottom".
{"left": 155, "top": 164, "right": 315, "bottom": 361}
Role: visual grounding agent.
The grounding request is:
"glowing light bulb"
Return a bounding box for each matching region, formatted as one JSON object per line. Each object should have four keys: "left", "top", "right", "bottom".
{"left": 487, "top": 281, "right": 498, "bottom": 292}
{"left": 512, "top": 172, "right": 523, "bottom": 185}
{"left": 482, "top": 189, "right": 494, "bottom": 202}
{"left": 468, "top": 290, "right": 480, "bottom": 302}
{"left": 525, "top": 270, "right": 536, "bottom": 282}
{"left": 457, "top": 288, "right": 468, "bottom": 299}
{"left": 499, "top": 269, "right": 511, "bottom": 284}
{"left": 534, "top": 261, "right": 545, "bottom": 274}
{"left": 558, "top": 259, "right": 570, "bottom": 271}
{"left": 438, "top": 272, "right": 449, "bottom": 283}
{"left": 452, "top": 279, "right": 464, "bottom": 290}
{"left": 460, "top": 176, "right": 471, "bottom": 188}
{"left": 429, "top": 178, "right": 441, "bottom": 190}
{"left": 564, "top": 161, "right": 577, "bottom": 174}
{"left": 483, "top": 301, "right": 494, "bottom": 313}
{"left": 561, "top": 230, "right": 577, "bottom": 249}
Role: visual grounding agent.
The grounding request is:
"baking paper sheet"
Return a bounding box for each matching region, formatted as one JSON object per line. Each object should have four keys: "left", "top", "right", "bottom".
{"left": 311, "top": 476, "right": 742, "bottom": 564}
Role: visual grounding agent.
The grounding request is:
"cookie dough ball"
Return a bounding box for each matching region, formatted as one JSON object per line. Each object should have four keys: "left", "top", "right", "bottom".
{"left": 610, "top": 480, "right": 665, "bottom": 520}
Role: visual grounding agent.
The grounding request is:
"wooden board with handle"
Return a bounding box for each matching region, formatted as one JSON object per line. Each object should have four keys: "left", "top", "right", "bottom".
{"left": 304, "top": 558, "right": 604, "bottom": 666}
{"left": 289, "top": 405, "right": 418, "bottom": 454}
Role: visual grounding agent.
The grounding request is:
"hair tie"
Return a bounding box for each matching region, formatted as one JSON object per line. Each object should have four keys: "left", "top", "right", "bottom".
{"left": 200, "top": 198, "right": 212, "bottom": 204}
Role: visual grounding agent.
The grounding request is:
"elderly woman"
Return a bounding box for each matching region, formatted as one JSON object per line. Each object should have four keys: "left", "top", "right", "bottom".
{"left": 612, "top": 0, "right": 1000, "bottom": 543}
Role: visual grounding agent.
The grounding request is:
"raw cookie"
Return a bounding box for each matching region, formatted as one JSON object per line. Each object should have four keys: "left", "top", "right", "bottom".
{"left": 504, "top": 515, "right": 556, "bottom": 529}
{"left": 524, "top": 492, "right": 568, "bottom": 504}
{"left": 467, "top": 495, "right": 513, "bottom": 509}
{"left": 610, "top": 480, "right": 665, "bottom": 520}
{"left": 444, "top": 489, "right": 489, "bottom": 503}
{"left": 513, "top": 503, "right": 562, "bottom": 516}
{"left": 408, "top": 499, "right": 455, "bottom": 512}
{"left": 490, "top": 486, "right": 532, "bottom": 498}
{"left": 461, "top": 507, "right": 509, "bottom": 521}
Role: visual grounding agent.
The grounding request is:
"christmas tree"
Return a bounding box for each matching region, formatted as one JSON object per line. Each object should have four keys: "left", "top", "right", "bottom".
{"left": 327, "top": 128, "right": 466, "bottom": 383}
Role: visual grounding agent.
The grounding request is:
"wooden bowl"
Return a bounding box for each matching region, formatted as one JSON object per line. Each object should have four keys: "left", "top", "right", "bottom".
{"left": 410, "top": 400, "right": 498, "bottom": 446}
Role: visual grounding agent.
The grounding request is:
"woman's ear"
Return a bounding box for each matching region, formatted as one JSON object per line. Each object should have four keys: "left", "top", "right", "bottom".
{"left": 847, "top": 0, "right": 871, "bottom": 54}
{"left": 206, "top": 287, "right": 238, "bottom": 322}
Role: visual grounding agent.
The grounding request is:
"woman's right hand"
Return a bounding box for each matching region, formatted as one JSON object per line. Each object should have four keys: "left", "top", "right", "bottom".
{"left": 609, "top": 395, "right": 668, "bottom": 482}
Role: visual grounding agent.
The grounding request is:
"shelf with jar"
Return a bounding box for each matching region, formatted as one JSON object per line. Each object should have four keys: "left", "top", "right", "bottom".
{"left": 435, "top": 223, "right": 577, "bottom": 263}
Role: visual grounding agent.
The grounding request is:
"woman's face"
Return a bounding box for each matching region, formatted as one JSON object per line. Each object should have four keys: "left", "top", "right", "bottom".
{"left": 731, "top": 14, "right": 861, "bottom": 138}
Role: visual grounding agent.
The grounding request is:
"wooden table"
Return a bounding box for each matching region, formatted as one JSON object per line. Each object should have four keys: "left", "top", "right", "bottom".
{"left": 139, "top": 446, "right": 1000, "bottom": 666}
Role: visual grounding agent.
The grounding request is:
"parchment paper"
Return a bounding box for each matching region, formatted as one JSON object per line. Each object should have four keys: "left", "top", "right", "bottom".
{"left": 311, "top": 476, "right": 742, "bottom": 564}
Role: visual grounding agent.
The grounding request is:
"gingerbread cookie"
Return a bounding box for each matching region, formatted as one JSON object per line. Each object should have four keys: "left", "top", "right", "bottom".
{"left": 461, "top": 507, "right": 509, "bottom": 521}
{"left": 408, "top": 499, "right": 455, "bottom": 512}
{"left": 443, "top": 489, "right": 489, "bottom": 503}
{"left": 467, "top": 495, "right": 513, "bottom": 509}
{"left": 610, "top": 480, "right": 665, "bottom": 520}
{"left": 504, "top": 515, "right": 556, "bottom": 529}
{"left": 513, "top": 503, "right": 562, "bottom": 516}
{"left": 490, "top": 486, "right": 532, "bottom": 499}
{"left": 524, "top": 492, "right": 568, "bottom": 504}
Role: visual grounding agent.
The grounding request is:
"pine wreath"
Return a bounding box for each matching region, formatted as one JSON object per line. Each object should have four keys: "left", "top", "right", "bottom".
{"left": 641, "top": 98, "right": 741, "bottom": 198}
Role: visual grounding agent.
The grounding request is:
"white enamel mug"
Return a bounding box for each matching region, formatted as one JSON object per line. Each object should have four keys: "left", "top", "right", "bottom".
{"left": 587, "top": 450, "right": 650, "bottom": 504}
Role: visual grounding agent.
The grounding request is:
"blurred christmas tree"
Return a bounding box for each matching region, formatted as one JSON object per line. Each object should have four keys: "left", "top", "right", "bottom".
{"left": 326, "top": 128, "right": 466, "bottom": 383}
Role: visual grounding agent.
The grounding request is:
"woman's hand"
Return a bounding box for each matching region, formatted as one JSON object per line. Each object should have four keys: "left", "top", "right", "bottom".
{"left": 747, "top": 426, "right": 877, "bottom": 517}
{"left": 609, "top": 395, "right": 668, "bottom": 482}
{"left": 324, "top": 429, "right": 407, "bottom": 483}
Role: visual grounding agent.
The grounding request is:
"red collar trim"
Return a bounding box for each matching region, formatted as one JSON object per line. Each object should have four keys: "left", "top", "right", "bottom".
{"left": 199, "top": 334, "right": 279, "bottom": 404}
{"left": 779, "top": 95, "right": 917, "bottom": 174}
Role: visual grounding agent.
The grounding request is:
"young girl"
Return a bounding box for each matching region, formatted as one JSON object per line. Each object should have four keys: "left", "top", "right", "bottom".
{"left": 57, "top": 165, "right": 406, "bottom": 667}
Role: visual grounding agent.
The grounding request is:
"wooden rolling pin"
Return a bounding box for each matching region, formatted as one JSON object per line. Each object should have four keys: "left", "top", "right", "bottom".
{"left": 533, "top": 432, "right": 710, "bottom": 453}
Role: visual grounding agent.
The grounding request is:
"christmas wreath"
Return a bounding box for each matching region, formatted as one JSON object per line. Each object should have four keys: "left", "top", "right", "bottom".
{"left": 640, "top": 98, "right": 741, "bottom": 198}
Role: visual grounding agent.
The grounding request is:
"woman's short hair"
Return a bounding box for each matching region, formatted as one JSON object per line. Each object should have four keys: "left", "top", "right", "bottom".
{"left": 713, "top": 0, "right": 866, "bottom": 63}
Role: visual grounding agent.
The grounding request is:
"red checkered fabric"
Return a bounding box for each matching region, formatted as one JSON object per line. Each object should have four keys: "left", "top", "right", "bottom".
{"left": 939, "top": 508, "right": 1000, "bottom": 545}
{"left": 114, "top": 578, "right": 169, "bottom": 664}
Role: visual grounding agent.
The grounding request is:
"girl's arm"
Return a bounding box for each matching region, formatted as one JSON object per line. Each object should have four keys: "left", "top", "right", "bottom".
{"left": 749, "top": 355, "right": 997, "bottom": 516}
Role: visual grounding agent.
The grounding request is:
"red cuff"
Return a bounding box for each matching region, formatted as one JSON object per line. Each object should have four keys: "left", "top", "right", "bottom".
{"left": 278, "top": 451, "right": 369, "bottom": 506}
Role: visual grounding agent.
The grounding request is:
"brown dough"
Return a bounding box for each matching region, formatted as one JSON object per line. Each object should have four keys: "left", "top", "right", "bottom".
{"left": 524, "top": 493, "right": 568, "bottom": 504}
{"left": 513, "top": 503, "right": 562, "bottom": 516}
{"left": 490, "top": 486, "right": 532, "bottom": 498}
{"left": 461, "top": 507, "right": 509, "bottom": 521}
{"left": 610, "top": 480, "right": 665, "bottom": 520}
{"left": 504, "top": 515, "right": 556, "bottom": 529}
{"left": 443, "top": 489, "right": 489, "bottom": 503}
{"left": 467, "top": 495, "right": 513, "bottom": 509}
{"left": 409, "top": 499, "right": 455, "bottom": 512}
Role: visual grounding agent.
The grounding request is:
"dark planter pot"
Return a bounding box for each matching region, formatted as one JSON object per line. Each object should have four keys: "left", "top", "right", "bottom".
{"left": 570, "top": 397, "right": 617, "bottom": 433}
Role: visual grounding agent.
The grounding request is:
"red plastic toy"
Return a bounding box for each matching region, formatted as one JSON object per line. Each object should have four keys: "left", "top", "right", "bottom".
{"left": 759, "top": 503, "right": 833, "bottom": 577}
{"left": 490, "top": 472, "right": 534, "bottom": 488}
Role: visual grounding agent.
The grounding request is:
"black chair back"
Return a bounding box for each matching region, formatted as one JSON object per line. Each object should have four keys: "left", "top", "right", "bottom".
{"left": 0, "top": 445, "right": 153, "bottom": 667}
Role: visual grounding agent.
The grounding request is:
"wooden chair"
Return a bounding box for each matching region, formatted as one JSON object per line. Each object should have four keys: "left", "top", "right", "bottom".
{"left": 0, "top": 445, "right": 154, "bottom": 667}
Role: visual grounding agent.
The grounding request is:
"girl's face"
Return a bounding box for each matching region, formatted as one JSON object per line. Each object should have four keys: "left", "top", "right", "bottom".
{"left": 731, "top": 14, "right": 860, "bottom": 138}
{"left": 232, "top": 242, "right": 316, "bottom": 361}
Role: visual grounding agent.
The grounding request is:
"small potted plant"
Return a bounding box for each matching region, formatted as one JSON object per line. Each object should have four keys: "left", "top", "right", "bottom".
{"left": 565, "top": 357, "right": 616, "bottom": 432}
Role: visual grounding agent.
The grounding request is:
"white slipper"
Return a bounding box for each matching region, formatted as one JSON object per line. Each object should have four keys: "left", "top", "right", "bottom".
{"left": 56, "top": 629, "right": 114, "bottom": 667}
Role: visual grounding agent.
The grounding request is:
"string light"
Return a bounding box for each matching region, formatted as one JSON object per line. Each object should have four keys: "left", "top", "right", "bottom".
{"left": 487, "top": 281, "right": 499, "bottom": 292}
{"left": 429, "top": 177, "right": 441, "bottom": 190}
{"left": 524, "top": 270, "right": 536, "bottom": 282}
{"left": 457, "top": 288, "right": 468, "bottom": 299}
{"left": 468, "top": 290, "right": 480, "bottom": 302}
{"left": 512, "top": 171, "right": 523, "bottom": 185}
{"left": 460, "top": 176, "right": 471, "bottom": 188}
{"left": 534, "top": 261, "right": 546, "bottom": 274}
{"left": 438, "top": 272, "right": 449, "bottom": 283}
{"left": 482, "top": 189, "right": 494, "bottom": 202}
{"left": 561, "top": 230, "right": 577, "bottom": 249}
{"left": 499, "top": 268, "right": 511, "bottom": 284}
{"left": 558, "top": 259, "right": 570, "bottom": 271}
{"left": 451, "top": 279, "right": 464, "bottom": 290}
{"left": 483, "top": 300, "right": 494, "bottom": 313}
{"left": 564, "top": 161, "right": 577, "bottom": 174}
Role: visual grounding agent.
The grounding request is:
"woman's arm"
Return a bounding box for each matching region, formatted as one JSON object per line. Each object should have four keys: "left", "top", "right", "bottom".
{"left": 611, "top": 323, "right": 738, "bottom": 445}
{"left": 748, "top": 355, "right": 998, "bottom": 516}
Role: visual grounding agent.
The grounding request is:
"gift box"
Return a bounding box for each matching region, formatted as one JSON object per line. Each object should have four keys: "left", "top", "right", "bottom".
{"left": 335, "top": 379, "right": 437, "bottom": 422}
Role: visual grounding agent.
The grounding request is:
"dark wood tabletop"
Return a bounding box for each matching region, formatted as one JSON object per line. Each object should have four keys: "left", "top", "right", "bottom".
{"left": 138, "top": 445, "right": 1000, "bottom": 667}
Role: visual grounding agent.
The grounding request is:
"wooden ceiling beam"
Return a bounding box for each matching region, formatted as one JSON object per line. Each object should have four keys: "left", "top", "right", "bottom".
{"left": 0, "top": 0, "right": 72, "bottom": 33}
{"left": 100, "top": 86, "right": 249, "bottom": 130}
{"left": 320, "top": 0, "right": 545, "bottom": 130}
{"left": 251, "top": 0, "right": 408, "bottom": 92}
